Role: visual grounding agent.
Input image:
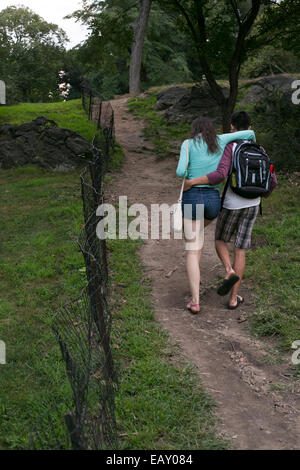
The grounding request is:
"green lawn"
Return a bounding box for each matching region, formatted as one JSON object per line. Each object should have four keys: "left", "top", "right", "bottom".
{"left": 0, "top": 167, "right": 84, "bottom": 449}
{"left": 0, "top": 100, "right": 225, "bottom": 449}
{"left": 0, "top": 165, "right": 226, "bottom": 450}
{"left": 0, "top": 99, "right": 96, "bottom": 143}
{"left": 246, "top": 174, "right": 300, "bottom": 358}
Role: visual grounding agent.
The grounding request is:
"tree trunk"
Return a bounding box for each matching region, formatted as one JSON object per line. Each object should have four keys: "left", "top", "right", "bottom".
{"left": 222, "top": 100, "right": 235, "bottom": 133}
{"left": 129, "top": 0, "right": 152, "bottom": 94}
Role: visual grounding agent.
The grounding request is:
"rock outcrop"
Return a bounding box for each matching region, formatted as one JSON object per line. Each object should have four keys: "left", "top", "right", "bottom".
{"left": 0, "top": 117, "right": 92, "bottom": 170}
{"left": 155, "top": 84, "right": 229, "bottom": 124}
{"left": 240, "top": 75, "right": 297, "bottom": 106}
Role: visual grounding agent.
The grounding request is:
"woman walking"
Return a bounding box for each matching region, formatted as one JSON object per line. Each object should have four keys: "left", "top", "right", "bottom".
{"left": 176, "top": 117, "right": 255, "bottom": 314}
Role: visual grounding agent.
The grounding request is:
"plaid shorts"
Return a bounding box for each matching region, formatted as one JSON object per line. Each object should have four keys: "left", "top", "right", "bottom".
{"left": 215, "top": 205, "right": 259, "bottom": 249}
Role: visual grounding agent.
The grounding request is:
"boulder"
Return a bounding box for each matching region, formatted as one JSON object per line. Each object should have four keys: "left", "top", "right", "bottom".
{"left": 155, "top": 87, "right": 188, "bottom": 111}
{"left": 0, "top": 116, "right": 92, "bottom": 170}
{"left": 155, "top": 84, "right": 229, "bottom": 124}
{"left": 240, "top": 75, "right": 297, "bottom": 105}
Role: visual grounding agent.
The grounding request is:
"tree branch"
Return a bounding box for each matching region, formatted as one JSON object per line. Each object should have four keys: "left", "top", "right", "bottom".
{"left": 194, "top": 0, "right": 207, "bottom": 43}
{"left": 230, "top": 0, "right": 241, "bottom": 25}
{"left": 172, "top": 0, "right": 225, "bottom": 105}
{"left": 172, "top": 0, "right": 198, "bottom": 45}
{"left": 228, "top": 0, "right": 262, "bottom": 105}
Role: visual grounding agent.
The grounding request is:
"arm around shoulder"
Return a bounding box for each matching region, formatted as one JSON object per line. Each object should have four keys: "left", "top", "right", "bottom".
{"left": 219, "top": 129, "right": 256, "bottom": 146}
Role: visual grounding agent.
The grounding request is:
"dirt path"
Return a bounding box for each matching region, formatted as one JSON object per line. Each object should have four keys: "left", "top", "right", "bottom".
{"left": 108, "top": 96, "right": 300, "bottom": 450}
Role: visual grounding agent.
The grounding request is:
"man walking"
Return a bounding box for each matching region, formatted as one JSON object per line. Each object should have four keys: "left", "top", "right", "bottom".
{"left": 184, "top": 110, "right": 277, "bottom": 309}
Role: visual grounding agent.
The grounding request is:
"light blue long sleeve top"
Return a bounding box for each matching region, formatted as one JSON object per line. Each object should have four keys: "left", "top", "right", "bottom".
{"left": 176, "top": 130, "right": 256, "bottom": 190}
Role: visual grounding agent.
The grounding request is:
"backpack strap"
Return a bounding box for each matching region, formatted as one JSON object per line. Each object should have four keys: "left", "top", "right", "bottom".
{"left": 221, "top": 175, "right": 231, "bottom": 209}
{"left": 220, "top": 142, "right": 238, "bottom": 209}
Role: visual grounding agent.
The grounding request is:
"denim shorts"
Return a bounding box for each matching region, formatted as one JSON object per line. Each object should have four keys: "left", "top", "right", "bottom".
{"left": 182, "top": 188, "right": 221, "bottom": 221}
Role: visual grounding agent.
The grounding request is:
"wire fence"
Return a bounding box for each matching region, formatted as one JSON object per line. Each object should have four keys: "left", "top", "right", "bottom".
{"left": 29, "top": 88, "right": 118, "bottom": 450}
{"left": 81, "top": 82, "right": 115, "bottom": 141}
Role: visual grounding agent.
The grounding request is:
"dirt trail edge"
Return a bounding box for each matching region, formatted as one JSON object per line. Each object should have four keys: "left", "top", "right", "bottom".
{"left": 109, "top": 96, "right": 300, "bottom": 450}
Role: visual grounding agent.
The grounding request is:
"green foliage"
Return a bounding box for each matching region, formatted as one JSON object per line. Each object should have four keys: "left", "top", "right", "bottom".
{"left": 0, "top": 6, "right": 68, "bottom": 103}
{"left": 241, "top": 46, "right": 300, "bottom": 78}
{"left": 246, "top": 175, "right": 300, "bottom": 353}
{"left": 250, "top": 91, "right": 300, "bottom": 171}
{"left": 67, "top": 0, "right": 300, "bottom": 105}
{"left": 250, "top": 0, "right": 300, "bottom": 59}
{"left": 69, "top": 0, "right": 192, "bottom": 98}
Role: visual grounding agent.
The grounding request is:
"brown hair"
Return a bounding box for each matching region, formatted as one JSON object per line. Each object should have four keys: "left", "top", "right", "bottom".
{"left": 190, "top": 117, "right": 219, "bottom": 154}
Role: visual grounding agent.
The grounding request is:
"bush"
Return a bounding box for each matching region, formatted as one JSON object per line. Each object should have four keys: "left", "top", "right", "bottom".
{"left": 253, "top": 90, "right": 300, "bottom": 171}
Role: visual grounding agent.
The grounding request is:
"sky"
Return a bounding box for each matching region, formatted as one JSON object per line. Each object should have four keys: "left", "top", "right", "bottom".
{"left": 0, "top": 0, "right": 89, "bottom": 48}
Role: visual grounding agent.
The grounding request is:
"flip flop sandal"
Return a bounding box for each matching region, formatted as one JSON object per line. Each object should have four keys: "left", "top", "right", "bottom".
{"left": 217, "top": 274, "right": 240, "bottom": 296}
{"left": 189, "top": 303, "right": 200, "bottom": 314}
{"left": 227, "top": 296, "right": 244, "bottom": 310}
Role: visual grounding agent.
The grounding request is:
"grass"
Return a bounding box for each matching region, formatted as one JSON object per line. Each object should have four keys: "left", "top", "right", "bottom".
{"left": 0, "top": 99, "right": 97, "bottom": 143}
{"left": 109, "top": 237, "right": 226, "bottom": 450}
{"left": 0, "top": 165, "right": 226, "bottom": 450}
{"left": 0, "top": 98, "right": 225, "bottom": 449}
{"left": 0, "top": 99, "right": 124, "bottom": 173}
{"left": 127, "top": 92, "right": 190, "bottom": 159}
{"left": 246, "top": 174, "right": 300, "bottom": 359}
{"left": 0, "top": 166, "right": 84, "bottom": 449}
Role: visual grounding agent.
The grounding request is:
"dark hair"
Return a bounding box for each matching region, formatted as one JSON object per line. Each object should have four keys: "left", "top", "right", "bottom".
{"left": 190, "top": 117, "right": 219, "bottom": 154}
{"left": 231, "top": 110, "right": 251, "bottom": 130}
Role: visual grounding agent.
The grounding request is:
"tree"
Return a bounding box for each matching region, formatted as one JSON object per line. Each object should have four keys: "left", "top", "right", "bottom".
{"left": 69, "top": 0, "right": 192, "bottom": 98}
{"left": 160, "top": 0, "right": 300, "bottom": 131}
{"left": 0, "top": 6, "right": 68, "bottom": 102}
{"left": 129, "top": 0, "right": 152, "bottom": 94}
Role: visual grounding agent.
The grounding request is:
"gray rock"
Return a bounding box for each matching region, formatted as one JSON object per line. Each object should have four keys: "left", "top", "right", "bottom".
{"left": 0, "top": 116, "right": 92, "bottom": 170}
{"left": 241, "top": 75, "right": 296, "bottom": 105}
{"left": 155, "top": 87, "right": 188, "bottom": 111}
{"left": 164, "top": 84, "right": 229, "bottom": 124}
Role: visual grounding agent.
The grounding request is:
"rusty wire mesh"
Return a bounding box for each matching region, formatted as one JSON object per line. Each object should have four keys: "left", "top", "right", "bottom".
{"left": 29, "top": 111, "right": 117, "bottom": 450}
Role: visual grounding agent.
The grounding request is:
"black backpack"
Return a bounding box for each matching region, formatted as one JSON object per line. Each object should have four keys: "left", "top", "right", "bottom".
{"left": 222, "top": 140, "right": 273, "bottom": 205}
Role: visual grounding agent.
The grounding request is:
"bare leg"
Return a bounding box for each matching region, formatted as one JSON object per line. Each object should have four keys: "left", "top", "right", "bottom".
{"left": 229, "top": 247, "right": 246, "bottom": 307}
{"left": 184, "top": 219, "right": 203, "bottom": 312}
{"left": 186, "top": 249, "right": 202, "bottom": 307}
{"left": 215, "top": 240, "right": 236, "bottom": 278}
